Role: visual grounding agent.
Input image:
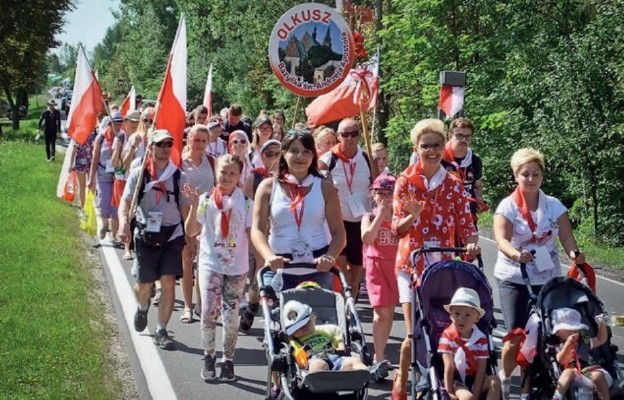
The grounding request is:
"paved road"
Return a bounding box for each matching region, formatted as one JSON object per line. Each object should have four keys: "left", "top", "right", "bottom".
{"left": 97, "top": 235, "right": 624, "bottom": 400}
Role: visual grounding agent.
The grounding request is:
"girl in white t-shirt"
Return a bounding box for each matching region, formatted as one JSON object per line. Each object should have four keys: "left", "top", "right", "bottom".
{"left": 493, "top": 148, "right": 585, "bottom": 400}
{"left": 183, "top": 154, "right": 253, "bottom": 383}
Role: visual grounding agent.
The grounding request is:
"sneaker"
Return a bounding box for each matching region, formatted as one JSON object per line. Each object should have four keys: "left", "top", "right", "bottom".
{"left": 50, "top": 156, "right": 55, "bottom": 161}
{"left": 133, "top": 305, "right": 149, "bottom": 332}
{"left": 219, "top": 360, "right": 236, "bottom": 381}
{"left": 270, "top": 386, "right": 281, "bottom": 400}
{"left": 201, "top": 354, "right": 217, "bottom": 381}
{"left": 499, "top": 370, "right": 511, "bottom": 400}
{"left": 369, "top": 361, "right": 390, "bottom": 382}
{"left": 153, "top": 329, "right": 175, "bottom": 350}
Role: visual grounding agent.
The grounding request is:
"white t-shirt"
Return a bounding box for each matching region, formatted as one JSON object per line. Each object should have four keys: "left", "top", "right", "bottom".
{"left": 196, "top": 187, "right": 253, "bottom": 275}
{"left": 205, "top": 138, "right": 227, "bottom": 158}
{"left": 320, "top": 147, "right": 371, "bottom": 222}
{"left": 494, "top": 190, "right": 567, "bottom": 285}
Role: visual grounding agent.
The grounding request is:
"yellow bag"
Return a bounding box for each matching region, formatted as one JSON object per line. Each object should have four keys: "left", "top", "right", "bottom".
{"left": 81, "top": 190, "right": 97, "bottom": 236}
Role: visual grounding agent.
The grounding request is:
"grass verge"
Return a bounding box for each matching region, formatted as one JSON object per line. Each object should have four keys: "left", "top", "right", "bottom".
{"left": 1, "top": 94, "right": 49, "bottom": 141}
{"left": 477, "top": 211, "right": 624, "bottom": 270}
{"left": 0, "top": 141, "right": 122, "bottom": 398}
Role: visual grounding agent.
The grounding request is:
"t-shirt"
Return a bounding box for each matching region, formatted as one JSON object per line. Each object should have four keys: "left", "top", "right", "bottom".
{"left": 195, "top": 187, "right": 253, "bottom": 275}
{"left": 122, "top": 165, "right": 189, "bottom": 241}
{"left": 182, "top": 155, "right": 215, "bottom": 196}
{"left": 205, "top": 138, "right": 227, "bottom": 158}
{"left": 363, "top": 213, "right": 399, "bottom": 260}
{"left": 290, "top": 324, "right": 343, "bottom": 354}
{"left": 438, "top": 325, "right": 488, "bottom": 382}
{"left": 494, "top": 191, "right": 567, "bottom": 285}
{"left": 224, "top": 120, "right": 252, "bottom": 141}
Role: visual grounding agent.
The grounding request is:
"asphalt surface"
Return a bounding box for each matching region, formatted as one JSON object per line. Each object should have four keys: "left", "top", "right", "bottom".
{"left": 96, "top": 234, "right": 624, "bottom": 400}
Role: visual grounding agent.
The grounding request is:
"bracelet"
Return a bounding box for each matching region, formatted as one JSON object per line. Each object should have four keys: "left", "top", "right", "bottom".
{"left": 324, "top": 255, "right": 336, "bottom": 263}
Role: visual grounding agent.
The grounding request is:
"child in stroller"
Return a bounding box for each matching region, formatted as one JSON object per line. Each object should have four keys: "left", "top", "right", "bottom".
{"left": 550, "top": 307, "right": 611, "bottom": 400}
{"left": 284, "top": 299, "right": 388, "bottom": 378}
{"left": 438, "top": 287, "right": 501, "bottom": 400}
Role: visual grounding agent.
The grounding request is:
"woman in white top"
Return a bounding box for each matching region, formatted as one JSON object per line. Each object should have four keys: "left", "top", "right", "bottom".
{"left": 205, "top": 119, "right": 228, "bottom": 158}
{"left": 494, "top": 148, "right": 585, "bottom": 399}
{"left": 251, "top": 130, "right": 345, "bottom": 284}
{"left": 180, "top": 125, "right": 216, "bottom": 323}
{"left": 250, "top": 115, "right": 274, "bottom": 168}
{"left": 227, "top": 130, "right": 252, "bottom": 187}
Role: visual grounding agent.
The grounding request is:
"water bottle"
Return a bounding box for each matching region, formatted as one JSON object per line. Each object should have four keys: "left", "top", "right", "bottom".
{"left": 271, "top": 269, "right": 284, "bottom": 293}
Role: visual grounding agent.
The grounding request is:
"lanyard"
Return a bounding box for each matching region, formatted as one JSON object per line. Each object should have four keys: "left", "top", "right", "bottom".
{"left": 292, "top": 197, "right": 305, "bottom": 232}
{"left": 341, "top": 160, "right": 357, "bottom": 193}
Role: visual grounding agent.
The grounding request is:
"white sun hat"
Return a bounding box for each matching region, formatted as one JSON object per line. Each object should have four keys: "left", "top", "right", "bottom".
{"left": 551, "top": 307, "right": 589, "bottom": 334}
{"left": 444, "top": 287, "right": 485, "bottom": 318}
{"left": 283, "top": 300, "right": 313, "bottom": 336}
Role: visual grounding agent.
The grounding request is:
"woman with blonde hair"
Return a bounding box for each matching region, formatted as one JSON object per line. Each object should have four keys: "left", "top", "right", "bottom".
{"left": 123, "top": 107, "right": 155, "bottom": 169}
{"left": 313, "top": 126, "right": 337, "bottom": 157}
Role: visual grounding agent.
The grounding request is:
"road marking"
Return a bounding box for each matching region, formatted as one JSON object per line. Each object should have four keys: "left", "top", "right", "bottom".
{"left": 479, "top": 235, "right": 624, "bottom": 288}
{"left": 99, "top": 240, "right": 178, "bottom": 400}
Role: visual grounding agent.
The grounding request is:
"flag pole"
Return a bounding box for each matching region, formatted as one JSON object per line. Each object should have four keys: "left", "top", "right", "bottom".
{"left": 360, "top": 102, "right": 378, "bottom": 180}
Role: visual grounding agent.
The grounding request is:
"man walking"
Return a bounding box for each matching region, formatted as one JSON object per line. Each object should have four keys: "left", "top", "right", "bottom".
{"left": 118, "top": 130, "right": 189, "bottom": 350}
{"left": 39, "top": 100, "right": 62, "bottom": 161}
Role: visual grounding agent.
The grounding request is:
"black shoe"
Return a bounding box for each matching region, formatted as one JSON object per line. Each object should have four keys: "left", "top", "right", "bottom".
{"left": 239, "top": 304, "right": 258, "bottom": 333}
{"left": 153, "top": 329, "right": 175, "bottom": 350}
{"left": 134, "top": 304, "right": 149, "bottom": 332}
{"left": 201, "top": 354, "right": 217, "bottom": 381}
{"left": 219, "top": 360, "right": 235, "bottom": 381}
{"left": 369, "top": 361, "right": 389, "bottom": 382}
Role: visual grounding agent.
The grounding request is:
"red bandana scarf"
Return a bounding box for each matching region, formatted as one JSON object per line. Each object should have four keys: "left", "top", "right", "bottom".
{"left": 211, "top": 186, "right": 231, "bottom": 238}
{"left": 511, "top": 186, "right": 537, "bottom": 241}
{"left": 146, "top": 155, "right": 167, "bottom": 204}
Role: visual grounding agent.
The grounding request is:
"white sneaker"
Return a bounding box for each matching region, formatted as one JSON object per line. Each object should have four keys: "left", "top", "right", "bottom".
{"left": 499, "top": 370, "right": 511, "bottom": 400}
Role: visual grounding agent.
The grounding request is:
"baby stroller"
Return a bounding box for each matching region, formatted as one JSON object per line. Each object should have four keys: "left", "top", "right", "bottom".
{"left": 409, "top": 247, "right": 498, "bottom": 400}
{"left": 519, "top": 263, "right": 623, "bottom": 400}
{"left": 257, "top": 263, "right": 373, "bottom": 400}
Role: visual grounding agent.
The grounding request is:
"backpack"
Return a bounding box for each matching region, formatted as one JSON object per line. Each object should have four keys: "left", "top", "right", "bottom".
{"left": 137, "top": 168, "right": 181, "bottom": 207}
{"left": 326, "top": 150, "right": 373, "bottom": 184}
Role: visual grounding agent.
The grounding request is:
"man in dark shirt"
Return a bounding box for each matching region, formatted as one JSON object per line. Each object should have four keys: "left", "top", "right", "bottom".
{"left": 39, "top": 100, "right": 62, "bottom": 161}
{"left": 223, "top": 103, "right": 252, "bottom": 141}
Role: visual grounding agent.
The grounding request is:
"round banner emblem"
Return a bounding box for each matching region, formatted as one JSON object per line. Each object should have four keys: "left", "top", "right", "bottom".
{"left": 268, "top": 3, "right": 355, "bottom": 97}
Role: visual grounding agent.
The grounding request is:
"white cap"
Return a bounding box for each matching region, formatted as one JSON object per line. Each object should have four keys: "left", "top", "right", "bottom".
{"left": 551, "top": 307, "right": 588, "bottom": 334}
{"left": 444, "top": 287, "right": 485, "bottom": 318}
{"left": 284, "top": 300, "right": 312, "bottom": 336}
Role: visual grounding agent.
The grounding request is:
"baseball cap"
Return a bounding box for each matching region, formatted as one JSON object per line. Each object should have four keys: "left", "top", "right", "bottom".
{"left": 444, "top": 287, "right": 485, "bottom": 318}
{"left": 149, "top": 129, "right": 174, "bottom": 144}
{"left": 255, "top": 115, "right": 272, "bottom": 128}
{"left": 207, "top": 120, "right": 223, "bottom": 130}
{"left": 283, "top": 300, "right": 313, "bottom": 336}
{"left": 260, "top": 139, "right": 281, "bottom": 154}
{"left": 111, "top": 111, "right": 124, "bottom": 123}
{"left": 371, "top": 174, "right": 396, "bottom": 192}
{"left": 125, "top": 110, "right": 141, "bottom": 122}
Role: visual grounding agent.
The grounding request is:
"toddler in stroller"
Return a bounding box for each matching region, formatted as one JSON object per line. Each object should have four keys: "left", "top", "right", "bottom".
{"left": 550, "top": 307, "right": 610, "bottom": 400}
{"left": 438, "top": 287, "right": 501, "bottom": 400}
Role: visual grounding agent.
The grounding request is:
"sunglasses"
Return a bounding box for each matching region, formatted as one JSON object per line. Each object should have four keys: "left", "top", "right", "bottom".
{"left": 418, "top": 142, "right": 444, "bottom": 151}
{"left": 154, "top": 141, "right": 173, "bottom": 148}
{"left": 231, "top": 139, "right": 247, "bottom": 145}
{"left": 143, "top": 118, "right": 154, "bottom": 123}
{"left": 339, "top": 130, "right": 359, "bottom": 138}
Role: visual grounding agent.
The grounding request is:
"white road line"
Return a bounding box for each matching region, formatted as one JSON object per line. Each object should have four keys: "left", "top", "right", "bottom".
{"left": 99, "top": 240, "right": 178, "bottom": 400}
{"left": 479, "top": 235, "right": 624, "bottom": 288}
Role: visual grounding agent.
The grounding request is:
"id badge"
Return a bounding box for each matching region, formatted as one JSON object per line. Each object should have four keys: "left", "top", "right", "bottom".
{"left": 105, "top": 159, "right": 115, "bottom": 173}
{"left": 533, "top": 246, "right": 556, "bottom": 272}
{"left": 423, "top": 239, "right": 441, "bottom": 264}
{"left": 146, "top": 212, "right": 162, "bottom": 233}
{"left": 291, "top": 236, "right": 314, "bottom": 263}
{"left": 348, "top": 193, "right": 366, "bottom": 218}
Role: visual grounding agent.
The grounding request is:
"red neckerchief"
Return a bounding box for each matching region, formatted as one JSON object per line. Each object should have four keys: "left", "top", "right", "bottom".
{"left": 211, "top": 186, "right": 232, "bottom": 238}
{"left": 331, "top": 143, "right": 356, "bottom": 192}
{"left": 146, "top": 155, "right": 167, "bottom": 204}
{"left": 253, "top": 167, "right": 270, "bottom": 178}
{"left": 104, "top": 125, "right": 115, "bottom": 148}
{"left": 511, "top": 186, "right": 538, "bottom": 242}
{"left": 279, "top": 174, "right": 309, "bottom": 230}
{"left": 444, "top": 142, "right": 469, "bottom": 182}
{"left": 446, "top": 324, "right": 478, "bottom": 377}
{"left": 401, "top": 161, "right": 428, "bottom": 192}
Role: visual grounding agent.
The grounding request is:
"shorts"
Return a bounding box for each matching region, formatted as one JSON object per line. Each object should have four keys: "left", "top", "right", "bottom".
{"left": 364, "top": 257, "right": 399, "bottom": 308}
{"left": 340, "top": 220, "right": 363, "bottom": 266}
{"left": 310, "top": 353, "right": 348, "bottom": 371}
{"left": 497, "top": 279, "right": 543, "bottom": 330}
{"left": 134, "top": 235, "right": 184, "bottom": 284}
{"left": 95, "top": 178, "right": 118, "bottom": 219}
{"left": 397, "top": 270, "right": 413, "bottom": 304}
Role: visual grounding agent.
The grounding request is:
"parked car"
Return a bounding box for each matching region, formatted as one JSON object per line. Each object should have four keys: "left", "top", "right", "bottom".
{"left": 61, "top": 90, "right": 73, "bottom": 114}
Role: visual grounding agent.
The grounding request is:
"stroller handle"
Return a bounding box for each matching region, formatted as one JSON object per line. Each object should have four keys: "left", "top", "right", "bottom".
{"left": 410, "top": 247, "right": 484, "bottom": 271}
{"left": 519, "top": 250, "right": 538, "bottom": 304}
{"left": 256, "top": 263, "right": 351, "bottom": 294}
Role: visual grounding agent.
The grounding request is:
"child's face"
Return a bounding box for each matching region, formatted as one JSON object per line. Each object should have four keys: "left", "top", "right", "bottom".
{"left": 374, "top": 149, "right": 388, "bottom": 170}
{"left": 217, "top": 162, "right": 241, "bottom": 193}
{"left": 555, "top": 328, "right": 579, "bottom": 340}
{"left": 292, "top": 315, "right": 316, "bottom": 338}
{"left": 449, "top": 305, "right": 480, "bottom": 336}
{"left": 373, "top": 189, "right": 393, "bottom": 206}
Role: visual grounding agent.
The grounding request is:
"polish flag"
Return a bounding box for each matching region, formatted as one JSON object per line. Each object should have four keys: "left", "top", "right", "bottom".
{"left": 66, "top": 45, "right": 105, "bottom": 145}
{"left": 155, "top": 14, "right": 187, "bottom": 166}
{"left": 119, "top": 85, "right": 136, "bottom": 117}
{"left": 306, "top": 55, "right": 378, "bottom": 127}
{"left": 438, "top": 85, "right": 464, "bottom": 118}
{"left": 202, "top": 64, "right": 213, "bottom": 117}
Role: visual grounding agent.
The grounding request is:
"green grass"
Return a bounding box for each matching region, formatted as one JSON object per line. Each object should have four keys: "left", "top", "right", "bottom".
{"left": 1, "top": 94, "right": 49, "bottom": 141}
{"left": 0, "top": 141, "right": 122, "bottom": 399}
{"left": 477, "top": 211, "right": 624, "bottom": 270}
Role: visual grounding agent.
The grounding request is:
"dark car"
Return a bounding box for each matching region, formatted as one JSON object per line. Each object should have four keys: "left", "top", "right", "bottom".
{"left": 61, "top": 91, "right": 73, "bottom": 114}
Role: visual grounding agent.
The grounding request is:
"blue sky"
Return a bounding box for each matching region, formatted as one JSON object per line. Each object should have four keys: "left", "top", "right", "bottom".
{"left": 55, "top": 0, "right": 120, "bottom": 53}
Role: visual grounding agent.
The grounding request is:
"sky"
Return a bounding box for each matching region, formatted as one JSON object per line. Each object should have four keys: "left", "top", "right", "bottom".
{"left": 55, "top": 0, "right": 120, "bottom": 53}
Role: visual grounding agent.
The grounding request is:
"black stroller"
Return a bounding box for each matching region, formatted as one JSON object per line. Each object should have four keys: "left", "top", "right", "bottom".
{"left": 257, "top": 263, "right": 373, "bottom": 400}
{"left": 519, "top": 262, "right": 623, "bottom": 400}
{"left": 409, "top": 247, "right": 499, "bottom": 400}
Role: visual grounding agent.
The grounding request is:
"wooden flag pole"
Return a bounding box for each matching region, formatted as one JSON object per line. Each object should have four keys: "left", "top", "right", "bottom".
{"left": 360, "top": 102, "right": 378, "bottom": 180}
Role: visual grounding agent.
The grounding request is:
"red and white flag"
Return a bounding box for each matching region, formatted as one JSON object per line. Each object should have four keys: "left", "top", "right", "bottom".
{"left": 202, "top": 64, "right": 213, "bottom": 117}
{"left": 155, "top": 14, "right": 187, "bottom": 166}
{"left": 66, "top": 45, "right": 105, "bottom": 145}
{"left": 438, "top": 84, "right": 464, "bottom": 118}
{"left": 119, "top": 85, "right": 136, "bottom": 117}
{"left": 306, "top": 55, "right": 378, "bottom": 128}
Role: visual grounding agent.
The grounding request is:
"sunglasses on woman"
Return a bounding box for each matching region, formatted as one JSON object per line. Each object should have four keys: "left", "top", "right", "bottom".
{"left": 231, "top": 139, "right": 247, "bottom": 145}
{"left": 154, "top": 141, "right": 173, "bottom": 148}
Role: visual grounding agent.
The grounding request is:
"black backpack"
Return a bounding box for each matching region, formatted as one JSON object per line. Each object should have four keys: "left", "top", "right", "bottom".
{"left": 326, "top": 151, "right": 373, "bottom": 184}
